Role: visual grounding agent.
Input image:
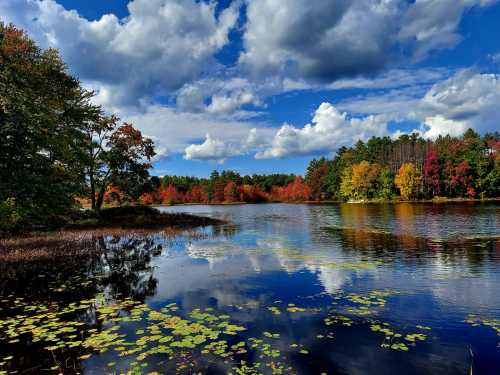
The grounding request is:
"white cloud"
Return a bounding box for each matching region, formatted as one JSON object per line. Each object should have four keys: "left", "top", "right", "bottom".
{"left": 175, "top": 76, "right": 267, "bottom": 119}
{"left": 207, "top": 91, "right": 261, "bottom": 115}
{"left": 419, "top": 115, "right": 468, "bottom": 139}
{"left": 117, "top": 104, "right": 274, "bottom": 159}
{"left": 331, "top": 69, "right": 500, "bottom": 141}
{"left": 255, "top": 102, "right": 388, "bottom": 159}
{"left": 240, "top": 0, "right": 496, "bottom": 82}
{"left": 184, "top": 134, "right": 235, "bottom": 163}
{"left": 328, "top": 68, "right": 450, "bottom": 90}
{"left": 0, "top": 0, "right": 240, "bottom": 106}
{"left": 489, "top": 52, "right": 500, "bottom": 64}
{"left": 415, "top": 69, "right": 500, "bottom": 137}
{"left": 183, "top": 128, "right": 270, "bottom": 162}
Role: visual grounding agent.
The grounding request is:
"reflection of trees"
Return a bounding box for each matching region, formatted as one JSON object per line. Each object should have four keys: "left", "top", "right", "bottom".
{"left": 0, "top": 232, "right": 164, "bottom": 301}
{"left": 394, "top": 203, "right": 418, "bottom": 249}
{"left": 212, "top": 223, "right": 238, "bottom": 239}
{"left": 308, "top": 203, "right": 500, "bottom": 271}
{"left": 94, "top": 235, "right": 161, "bottom": 300}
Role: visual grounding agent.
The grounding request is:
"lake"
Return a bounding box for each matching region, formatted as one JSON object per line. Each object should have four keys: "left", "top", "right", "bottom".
{"left": 1, "top": 203, "right": 499, "bottom": 374}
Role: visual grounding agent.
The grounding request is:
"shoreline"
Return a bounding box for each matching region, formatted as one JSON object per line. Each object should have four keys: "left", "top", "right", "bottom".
{"left": 152, "top": 197, "right": 500, "bottom": 207}
{"left": 0, "top": 206, "right": 226, "bottom": 239}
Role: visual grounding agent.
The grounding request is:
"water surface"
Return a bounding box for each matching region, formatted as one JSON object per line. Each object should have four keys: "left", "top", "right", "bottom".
{"left": 1, "top": 203, "right": 499, "bottom": 374}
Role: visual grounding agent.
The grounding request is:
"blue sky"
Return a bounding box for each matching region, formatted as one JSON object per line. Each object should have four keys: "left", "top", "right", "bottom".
{"left": 2, "top": 0, "right": 500, "bottom": 176}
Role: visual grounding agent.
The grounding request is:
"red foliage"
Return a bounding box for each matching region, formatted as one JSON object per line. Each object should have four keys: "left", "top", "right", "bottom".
{"left": 223, "top": 181, "right": 239, "bottom": 202}
{"left": 269, "top": 177, "right": 310, "bottom": 202}
{"left": 238, "top": 185, "right": 268, "bottom": 203}
{"left": 212, "top": 180, "right": 225, "bottom": 203}
{"left": 452, "top": 160, "right": 475, "bottom": 197}
{"left": 185, "top": 185, "right": 208, "bottom": 203}
{"left": 423, "top": 149, "right": 441, "bottom": 196}
{"left": 139, "top": 192, "right": 155, "bottom": 205}
{"left": 159, "top": 185, "right": 181, "bottom": 204}
{"left": 103, "top": 185, "right": 123, "bottom": 205}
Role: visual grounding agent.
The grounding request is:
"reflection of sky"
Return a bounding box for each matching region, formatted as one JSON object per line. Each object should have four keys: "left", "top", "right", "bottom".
{"left": 151, "top": 203, "right": 500, "bottom": 373}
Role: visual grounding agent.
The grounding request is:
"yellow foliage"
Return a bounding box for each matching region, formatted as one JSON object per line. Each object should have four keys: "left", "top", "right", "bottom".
{"left": 395, "top": 163, "right": 421, "bottom": 200}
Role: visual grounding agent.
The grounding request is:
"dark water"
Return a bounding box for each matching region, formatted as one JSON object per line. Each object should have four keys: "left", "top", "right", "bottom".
{"left": 1, "top": 203, "right": 499, "bottom": 374}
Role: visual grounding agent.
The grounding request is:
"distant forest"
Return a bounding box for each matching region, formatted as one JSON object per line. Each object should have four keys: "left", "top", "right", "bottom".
{"left": 106, "top": 129, "right": 500, "bottom": 206}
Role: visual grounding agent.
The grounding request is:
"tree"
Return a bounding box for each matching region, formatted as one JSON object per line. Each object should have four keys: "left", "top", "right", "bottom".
{"left": 325, "top": 147, "right": 352, "bottom": 199}
{"left": 82, "top": 118, "right": 155, "bottom": 211}
{"left": 212, "top": 179, "right": 225, "bottom": 203}
{"left": 377, "top": 168, "right": 394, "bottom": 199}
{"left": 423, "top": 149, "right": 441, "bottom": 197}
{"left": 306, "top": 158, "right": 330, "bottom": 200}
{"left": 483, "top": 162, "right": 500, "bottom": 197}
{"left": 452, "top": 160, "right": 475, "bottom": 197}
{"left": 395, "top": 163, "right": 422, "bottom": 200}
{"left": 339, "top": 167, "right": 356, "bottom": 200}
{"left": 186, "top": 185, "right": 208, "bottom": 203}
{"left": 350, "top": 161, "right": 381, "bottom": 199}
{"left": 0, "top": 23, "right": 100, "bottom": 225}
{"left": 159, "top": 185, "right": 179, "bottom": 205}
{"left": 223, "top": 181, "right": 239, "bottom": 202}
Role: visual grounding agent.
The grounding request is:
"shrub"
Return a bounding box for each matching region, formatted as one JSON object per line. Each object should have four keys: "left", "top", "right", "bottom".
{"left": 0, "top": 198, "right": 22, "bottom": 232}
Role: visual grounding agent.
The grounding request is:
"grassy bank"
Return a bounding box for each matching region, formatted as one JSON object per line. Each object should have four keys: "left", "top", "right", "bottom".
{"left": 68, "top": 206, "right": 225, "bottom": 229}
{"left": 0, "top": 206, "right": 225, "bottom": 238}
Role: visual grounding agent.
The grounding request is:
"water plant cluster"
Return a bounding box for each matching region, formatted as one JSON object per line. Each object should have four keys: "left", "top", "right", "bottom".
{"left": 2, "top": 280, "right": 500, "bottom": 374}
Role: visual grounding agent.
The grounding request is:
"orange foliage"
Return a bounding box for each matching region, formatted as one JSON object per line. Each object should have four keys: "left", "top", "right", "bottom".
{"left": 139, "top": 192, "right": 155, "bottom": 205}
{"left": 159, "top": 185, "right": 182, "bottom": 204}
{"left": 185, "top": 185, "right": 208, "bottom": 203}
{"left": 103, "top": 185, "right": 123, "bottom": 205}
{"left": 269, "top": 177, "right": 310, "bottom": 202}
{"left": 224, "top": 181, "right": 239, "bottom": 202}
{"left": 238, "top": 184, "right": 268, "bottom": 203}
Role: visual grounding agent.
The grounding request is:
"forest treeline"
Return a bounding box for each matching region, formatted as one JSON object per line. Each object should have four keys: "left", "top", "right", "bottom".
{"left": 120, "top": 129, "right": 499, "bottom": 206}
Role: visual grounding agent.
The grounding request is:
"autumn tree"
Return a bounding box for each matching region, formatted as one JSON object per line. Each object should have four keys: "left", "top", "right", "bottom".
{"left": 82, "top": 118, "right": 155, "bottom": 211}
{"left": 452, "top": 160, "right": 475, "bottom": 197}
{"left": 212, "top": 179, "right": 225, "bottom": 203}
{"left": 306, "top": 157, "right": 330, "bottom": 200}
{"left": 224, "top": 181, "right": 239, "bottom": 202}
{"left": 339, "top": 167, "right": 356, "bottom": 200}
{"left": 423, "top": 149, "right": 441, "bottom": 197}
{"left": 351, "top": 161, "right": 381, "bottom": 199}
{"left": 395, "top": 163, "right": 422, "bottom": 200}
{"left": 159, "top": 185, "right": 180, "bottom": 205}
{"left": 0, "top": 23, "right": 100, "bottom": 227}
{"left": 239, "top": 184, "right": 268, "bottom": 203}
{"left": 339, "top": 161, "right": 381, "bottom": 200}
{"left": 186, "top": 185, "right": 208, "bottom": 203}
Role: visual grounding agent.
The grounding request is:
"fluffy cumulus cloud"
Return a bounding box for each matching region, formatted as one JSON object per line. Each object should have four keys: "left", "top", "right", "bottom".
{"left": 416, "top": 69, "right": 500, "bottom": 138}
{"left": 184, "top": 134, "right": 236, "bottom": 163}
{"left": 184, "top": 128, "right": 268, "bottom": 162}
{"left": 118, "top": 104, "right": 274, "bottom": 159}
{"left": 240, "top": 0, "right": 497, "bottom": 82}
{"left": 0, "top": 0, "right": 240, "bottom": 106}
{"left": 256, "top": 103, "right": 388, "bottom": 159}
{"left": 337, "top": 69, "right": 500, "bottom": 141}
{"left": 175, "top": 77, "right": 268, "bottom": 119}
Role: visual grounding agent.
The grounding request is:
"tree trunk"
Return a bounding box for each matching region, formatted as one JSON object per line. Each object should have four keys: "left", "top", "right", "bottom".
{"left": 90, "top": 173, "right": 96, "bottom": 210}
{"left": 96, "top": 184, "right": 106, "bottom": 212}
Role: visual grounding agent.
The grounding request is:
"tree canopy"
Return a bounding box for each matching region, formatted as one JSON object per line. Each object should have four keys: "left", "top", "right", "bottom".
{"left": 0, "top": 23, "right": 155, "bottom": 230}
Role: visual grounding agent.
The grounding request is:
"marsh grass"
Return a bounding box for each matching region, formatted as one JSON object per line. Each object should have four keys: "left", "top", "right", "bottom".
{"left": 0, "top": 228, "right": 208, "bottom": 262}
